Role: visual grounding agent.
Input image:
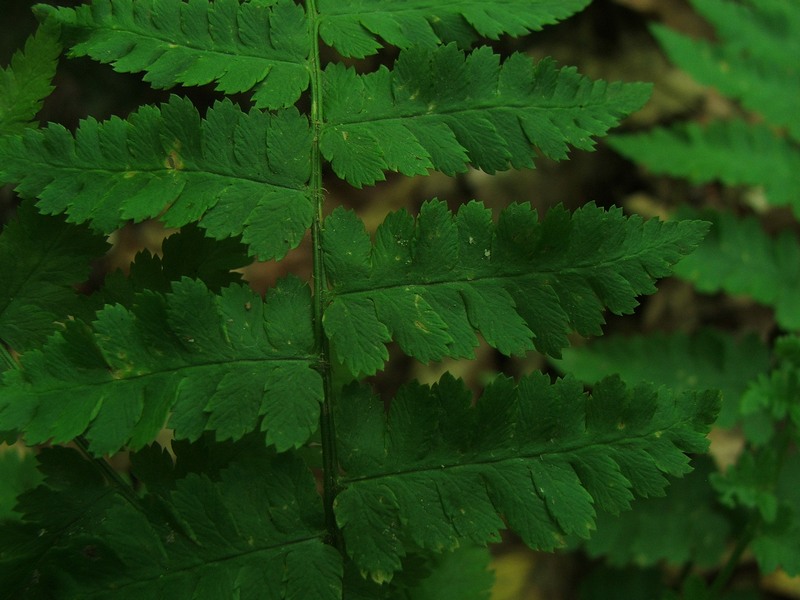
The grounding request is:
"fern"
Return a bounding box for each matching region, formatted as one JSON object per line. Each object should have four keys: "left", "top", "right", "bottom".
{"left": 608, "top": 0, "right": 800, "bottom": 213}
{"left": 557, "top": 328, "right": 770, "bottom": 426}
{"left": 609, "top": 120, "right": 800, "bottom": 210}
{"left": 323, "top": 200, "right": 703, "bottom": 375}
{"left": 672, "top": 209, "right": 800, "bottom": 330}
{"left": 561, "top": 0, "right": 800, "bottom": 593}
{"left": 0, "top": 203, "right": 107, "bottom": 358}
{"left": 0, "top": 20, "right": 61, "bottom": 135}
{"left": 0, "top": 1, "right": 716, "bottom": 597}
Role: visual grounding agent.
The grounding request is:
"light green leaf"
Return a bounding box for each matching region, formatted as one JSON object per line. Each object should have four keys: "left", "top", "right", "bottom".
{"left": 323, "top": 200, "right": 708, "bottom": 377}
{"left": 0, "top": 96, "right": 313, "bottom": 260}
{"left": 654, "top": 0, "right": 800, "bottom": 139}
{"left": 321, "top": 46, "right": 651, "bottom": 187}
{"left": 608, "top": 121, "right": 800, "bottom": 212}
{"left": 37, "top": 0, "right": 310, "bottom": 109}
{"left": 317, "top": 0, "right": 591, "bottom": 58}
{"left": 334, "top": 374, "right": 719, "bottom": 580}
{"left": 0, "top": 277, "right": 322, "bottom": 454}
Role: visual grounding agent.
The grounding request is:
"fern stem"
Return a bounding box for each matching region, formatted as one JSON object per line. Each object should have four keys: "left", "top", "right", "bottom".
{"left": 73, "top": 435, "right": 142, "bottom": 508}
{"left": 306, "top": 0, "right": 342, "bottom": 551}
{"left": 0, "top": 344, "right": 16, "bottom": 371}
{"left": 707, "top": 524, "right": 753, "bottom": 598}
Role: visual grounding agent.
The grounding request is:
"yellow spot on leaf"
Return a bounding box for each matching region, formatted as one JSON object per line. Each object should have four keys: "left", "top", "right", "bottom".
{"left": 164, "top": 146, "right": 184, "bottom": 171}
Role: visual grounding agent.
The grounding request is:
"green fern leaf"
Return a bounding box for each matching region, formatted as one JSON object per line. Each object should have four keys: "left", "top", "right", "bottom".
{"left": 652, "top": 0, "right": 800, "bottom": 139}
{"left": 739, "top": 336, "right": 800, "bottom": 445}
{"left": 0, "top": 96, "right": 313, "bottom": 260}
{"left": 322, "top": 46, "right": 651, "bottom": 187}
{"left": 334, "top": 374, "right": 719, "bottom": 581}
{"left": 0, "top": 201, "right": 108, "bottom": 355}
{"left": 690, "top": 0, "right": 800, "bottom": 73}
{"left": 609, "top": 120, "right": 800, "bottom": 212}
{"left": 671, "top": 210, "right": 800, "bottom": 329}
{"left": 0, "top": 448, "right": 119, "bottom": 594}
{"left": 0, "top": 452, "right": 41, "bottom": 522}
{"left": 712, "top": 447, "right": 800, "bottom": 576}
{"left": 36, "top": 0, "right": 310, "bottom": 109}
{"left": 100, "top": 223, "right": 251, "bottom": 307}
{"left": 323, "top": 200, "right": 708, "bottom": 377}
{"left": 0, "top": 277, "right": 322, "bottom": 454}
{"left": 556, "top": 329, "right": 771, "bottom": 426}
{"left": 584, "top": 457, "right": 730, "bottom": 568}
{"left": 0, "top": 441, "right": 342, "bottom": 598}
{"left": 343, "top": 546, "right": 493, "bottom": 600}
{"left": 0, "top": 22, "right": 61, "bottom": 134}
{"left": 317, "top": 0, "right": 591, "bottom": 58}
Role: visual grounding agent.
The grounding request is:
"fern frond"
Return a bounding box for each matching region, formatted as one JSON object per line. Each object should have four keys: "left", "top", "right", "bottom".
{"left": 343, "top": 546, "right": 493, "bottom": 600}
{"left": 0, "top": 451, "right": 41, "bottom": 521}
{"left": 100, "top": 224, "right": 251, "bottom": 308}
{"left": 652, "top": 0, "right": 800, "bottom": 139}
{"left": 334, "top": 374, "right": 719, "bottom": 581}
{"left": 585, "top": 457, "right": 730, "bottom": 568}
{"left": 0, "top": 96, "right": 313, "bottom": 260}
{"left": 0, "top": 22, "right": 61, "bottom": 135}
{"left": 712, "top": 442, "right": 800, "bottom": 576}
{"left": 36, "top": 0, "right": 310, "bottom": 109}
{"left": 671, "top": 210, "right": 800, "bottom": 330}
{"left": 739, "top": 335, "right": 800, "bottom": 445}
{"left": 0, "top": 202, "right": 108, "bottom": 356}
{"left": 0, "top": 447, "right": 122, "bottom": 594}
{"left": 690, "top": 0, "right": 800, "bottom": 72}
{"left": 0, "top": 277, "right": 323, "bottom": 454}
{"left": 322, "top": 46, "right": 651, "bottom": 187}
{"left": 556, "top": 329, "right": 771, "bottom": 426}
{"left": 316, "top": 0, "right": 591, "bottom": 58}
{"left": 0, "top": 441, "right": 342, "bottom": 598}
{"left": 322, "top": 200, "right": 708, "bottom": 377}
{"left": 608, "top": 120, "right": 800, "bottom": 212}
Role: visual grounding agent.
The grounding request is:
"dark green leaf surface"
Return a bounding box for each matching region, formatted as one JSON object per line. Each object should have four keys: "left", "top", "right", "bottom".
{"left": 322, "top": 46, "right": 651, "bottom": 187}
{"left": 37, "top": 0, "right": 310, "bottom": 109}
{"left": 323, "top": 200, "right": 708, "bottom": 376}
{"left": 100, "top": 223, "right": 251, "bottom": 308}
{"left": 556, "top": 329, "right": 770, "bottom": 426}
{"left": 0, "top": 451, "right": 41, "bottom": 522}
{"left": 0, "top": 447, "right": 120, "bottom": 596}
{"left": 0, "top": 202, "right": 108, "bottom": 354}
{"left": 739, "top": 337, "right": 800, "bottom": 444}
{"left": 0, "top": 22, "right": 61, "bottom": 134}
{"left": 584, "top": 457, "right": 730, "bottom": 568}
{"left": 343, "top": 546, "right": 493, "bottom": 600}
{"left": 334, "top": 374, "right": 719, "bottom": 580}
{"left": 0, "top": 277, "right": 322, "bottom": 454}
{"left": 608, "top": 121, "right": 800, "bottom": 212}
{"left": 0, "top": 442, "right": 341, "bottom": 599}
{"left": 0, "top": 96, "right": 313, "bottom": 260}
{"left": 671, "top": 210, "right": 800, "bottom": 329}
{"left": 317, "top": 0, "right": 591, "bottom": 58}
{"left": 715, "top": 450, "right": 800, "bottom": 576}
